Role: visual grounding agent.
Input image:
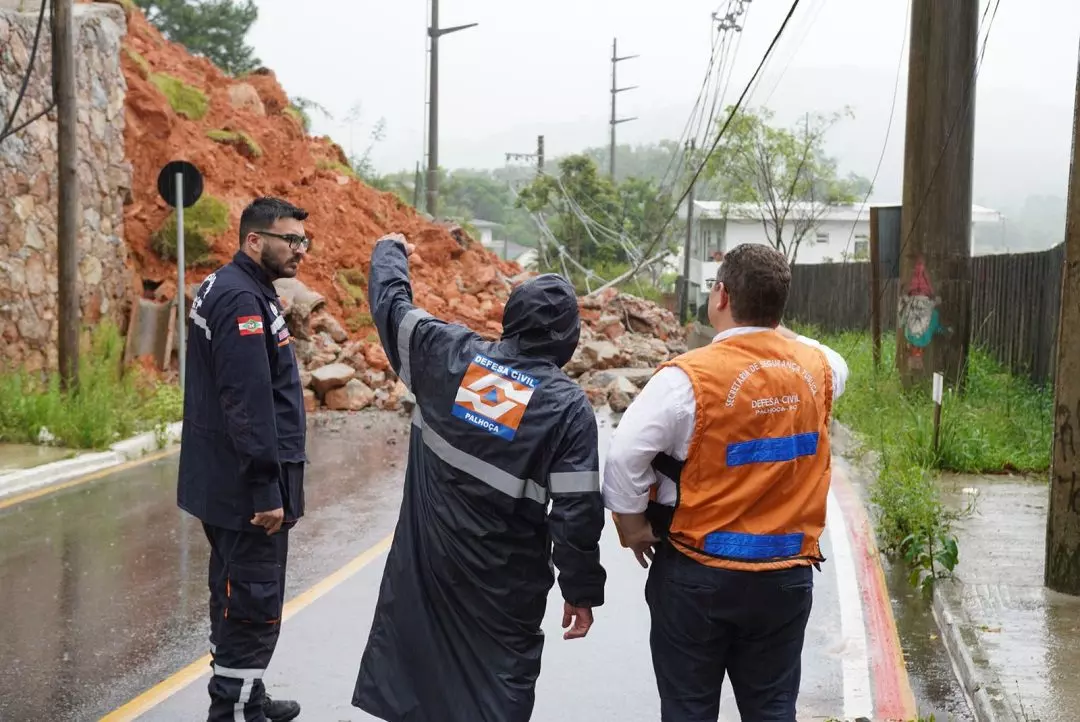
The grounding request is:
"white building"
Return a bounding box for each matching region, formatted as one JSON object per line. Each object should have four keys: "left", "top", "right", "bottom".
{"left": 675, "top": 200, "right": 1006, "bottom": 306}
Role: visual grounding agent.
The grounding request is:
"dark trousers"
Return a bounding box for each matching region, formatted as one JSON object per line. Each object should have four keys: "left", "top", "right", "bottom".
{"left": 204, "top": 523, "right": 290, "bottom": 722}
{"left": 645, "top": 543, "right": 814, "bottom": 722}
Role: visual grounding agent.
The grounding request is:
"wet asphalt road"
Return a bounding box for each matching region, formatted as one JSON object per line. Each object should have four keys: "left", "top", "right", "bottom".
{"left": 0, "top": 412, "right": 411, "bottom": 722}
{"left": 0, "top": 408, "right": 959, "bottom": 721}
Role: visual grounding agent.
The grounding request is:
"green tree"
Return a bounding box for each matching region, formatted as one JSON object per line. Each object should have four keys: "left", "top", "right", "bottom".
{"left": 703, "top": 106, "right": 858, "bottom": 264}
{"left": 134, "top": 0, "right": 260, "bottom": 76}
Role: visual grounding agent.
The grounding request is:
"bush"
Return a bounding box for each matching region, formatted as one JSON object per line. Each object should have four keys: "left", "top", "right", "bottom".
{"left": 284, "top": 105, "right": 310, "bottom": 132}
{"left": 793, "top": 325, "right": 1053, "bottom": 592}
{"left": 151, "top": 194, "right": 230, "bottom": 264}
{"left": 123, "top": 47, "right": 151, "bottom": 80}
{"left": 150, "top": 72, "right": 209, "bottom": 120}
{"left": 0, "top": 322, "right": 183, "bottom": 450}
{"left": 316, "top": 159, "right": 358, "bottom": 181}
{"left": 206, "top": 129, "right": 263, "bottom": 159}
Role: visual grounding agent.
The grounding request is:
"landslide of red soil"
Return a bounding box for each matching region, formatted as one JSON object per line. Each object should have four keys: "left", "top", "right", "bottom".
{"left": 118, "top": 6, "right": 520, "bottom": 338}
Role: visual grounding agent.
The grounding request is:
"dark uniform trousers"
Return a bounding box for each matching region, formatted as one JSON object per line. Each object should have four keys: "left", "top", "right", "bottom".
{"left": 645, "top": 542, "right": 814, "bottom": 722}
{"left": 203, "top": 463, "right": 304, "bottom": 722}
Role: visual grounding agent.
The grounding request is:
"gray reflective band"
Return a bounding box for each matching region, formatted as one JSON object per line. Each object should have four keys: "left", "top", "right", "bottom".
{"left": 397, "top": 308, "right": 432, "bottom": 388}
{"left": 549, "top": 470, "right": 600, "bottom": 494}
{"left": 213, "top": 665, "right": 265, "bottom": 680}
{"left": 412, "top": 411, "right": 548, "bottom": 505}
{"left": 190, "top": 309, "right": 211, "bottom": 340}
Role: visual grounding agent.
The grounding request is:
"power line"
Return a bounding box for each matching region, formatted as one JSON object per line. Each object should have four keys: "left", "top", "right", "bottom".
{"left": 0, "top": 0, "right": 51, "bottom": 143}
{"left": 593, "top": 0, "right": 806, "bottom": 295}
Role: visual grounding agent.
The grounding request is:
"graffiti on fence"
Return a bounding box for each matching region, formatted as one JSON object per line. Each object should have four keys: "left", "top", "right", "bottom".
{"left": 898, "top": 258, "right": 943, "bottom": 369}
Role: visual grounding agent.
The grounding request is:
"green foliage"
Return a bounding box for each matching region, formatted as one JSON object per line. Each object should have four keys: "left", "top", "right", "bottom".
{"left": 346, "top": 312, "right": 373, "bottom": 333}
{"left": 0, "top": 323, "right": 183, "bottom": 450}
{"left": 123, "top": 47, "right": 151, "bottom": 79}
{"left": 317, "top": 159, "right": 358, "bottom": 181}
{"left": 151, "top": 194, "right": 230, "bottom": 264}
{"left": 206, "top": 129, "right": 263, "bottom": 158}
{"left": 283, "top": 105, "right": 309, "bottom": 132}
{"left": 516, "top": 154, "right": 678, "bottom": 272}
{"left": 337, "top": 268, "right": 367, "bottom": 308}
{"left": 703, "top": 106, "right": 857, "bottom": 263}
{"left": 149, "top": 72, "right": 209, "bottom": 120}
{"left": 797, "top": 326, "right": 1053, "bottom": 593}
{"left": 134, "top": 0, "right": 260, "bottom": 76}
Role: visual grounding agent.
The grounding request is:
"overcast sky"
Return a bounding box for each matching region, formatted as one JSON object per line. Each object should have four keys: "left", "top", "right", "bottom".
{"left": 246, "top": 0, "right": 1080, "bottom": 210}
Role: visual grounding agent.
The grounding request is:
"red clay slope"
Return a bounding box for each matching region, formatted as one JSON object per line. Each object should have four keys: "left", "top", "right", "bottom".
{"left": 116, "top": 3, "right": 519, "bottom": 339}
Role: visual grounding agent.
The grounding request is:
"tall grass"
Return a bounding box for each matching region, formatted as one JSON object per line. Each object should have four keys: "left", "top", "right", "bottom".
{"left": 0, "top": 322, "right": 183, "bottom": 450}
{"left": 796, "top": 325, "right": 1054, "bottom": 590}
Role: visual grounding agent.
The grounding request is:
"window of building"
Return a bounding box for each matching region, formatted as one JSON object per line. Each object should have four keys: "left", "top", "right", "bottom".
{"left": 816, "top": 231, "right": 829, "bottom": 244}
{"left": 854, "top": 235, "right": 869, "bottom": 260}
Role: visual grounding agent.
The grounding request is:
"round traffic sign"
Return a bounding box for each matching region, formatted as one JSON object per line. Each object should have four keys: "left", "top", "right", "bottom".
{"left": 157, "top": 160, "right": 204, "bottom": 209}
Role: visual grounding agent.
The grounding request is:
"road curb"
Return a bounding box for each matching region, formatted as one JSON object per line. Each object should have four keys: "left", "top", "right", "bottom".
{"left": 0, "top": 421, "right": 183, "bottom": 502}
{"left": 931, "top": 581, "right": 1020, "bottom": 722}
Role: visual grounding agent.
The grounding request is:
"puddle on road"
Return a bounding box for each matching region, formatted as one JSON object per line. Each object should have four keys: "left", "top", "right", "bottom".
{"left": 884, "top": 559, "right": 975, "bottom": 721}
{"left": 0, "top": 442, "right": 76, "bottom": 472}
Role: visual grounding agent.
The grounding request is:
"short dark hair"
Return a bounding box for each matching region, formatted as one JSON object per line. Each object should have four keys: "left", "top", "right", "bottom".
{"left": 239, "top": 197, "right": 308, "bottom": 247}
{"left": 716, "top": 243, "right": 791, "bottom": 327}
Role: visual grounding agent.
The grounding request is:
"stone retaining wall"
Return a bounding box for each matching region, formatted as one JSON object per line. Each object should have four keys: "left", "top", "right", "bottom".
{"left": 0, "top": 3, "right": 134, "bottom": 373}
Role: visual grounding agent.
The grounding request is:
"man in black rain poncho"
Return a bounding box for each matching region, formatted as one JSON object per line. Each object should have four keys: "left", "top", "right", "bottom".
{"left": 352, "top": 233, "right": 607, "bottom": 722}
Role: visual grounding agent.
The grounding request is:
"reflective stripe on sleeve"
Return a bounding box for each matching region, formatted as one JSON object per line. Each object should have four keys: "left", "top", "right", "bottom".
{"left": 549, "top": 470, "right": 600, "bottom": 494}
{"left": 396, "top": 308, "right": 432, "bottom": 389}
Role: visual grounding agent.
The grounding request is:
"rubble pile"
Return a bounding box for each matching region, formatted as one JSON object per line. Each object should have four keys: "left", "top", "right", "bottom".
{"left": 112, "top": 3, "right": 687, "bottom": 412}
{"left": 569, "top": 288, "right": 688, "bottom": 411}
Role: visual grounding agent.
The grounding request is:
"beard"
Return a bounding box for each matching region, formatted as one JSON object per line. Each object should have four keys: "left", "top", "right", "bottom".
{"left": 261, "top": 247, "right": 301, "bottom": 279}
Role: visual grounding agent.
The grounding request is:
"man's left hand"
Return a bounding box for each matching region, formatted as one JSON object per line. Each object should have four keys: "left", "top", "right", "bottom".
{"left": 614, "top": 512, "right": 661, "bottom": 569}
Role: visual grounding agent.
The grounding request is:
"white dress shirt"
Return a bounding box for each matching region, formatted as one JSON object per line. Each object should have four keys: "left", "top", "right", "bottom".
{"left": 601, "top": 327, "right": 850, "bottom": 514}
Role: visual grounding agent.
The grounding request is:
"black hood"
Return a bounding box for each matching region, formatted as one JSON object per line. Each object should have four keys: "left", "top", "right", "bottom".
{"left": 500, "top": 273, "right": 580, "bottom": 367}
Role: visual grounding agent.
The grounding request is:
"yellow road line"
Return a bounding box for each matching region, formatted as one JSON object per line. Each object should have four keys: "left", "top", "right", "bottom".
{"left": 100, "top": 533, "right": 394, "bottom": 721}
{"left": 0, "top": 447, "right": 180, "bottom": 512}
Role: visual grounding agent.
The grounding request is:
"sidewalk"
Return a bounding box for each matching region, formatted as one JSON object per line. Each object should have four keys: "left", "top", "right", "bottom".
{"left": 933, "top": 473, "right": 1080, "bottom": 721}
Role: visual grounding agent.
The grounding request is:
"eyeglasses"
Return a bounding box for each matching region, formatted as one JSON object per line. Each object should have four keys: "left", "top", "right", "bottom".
{"left": 258, "top": 230, "right": 311, "bottom": 252}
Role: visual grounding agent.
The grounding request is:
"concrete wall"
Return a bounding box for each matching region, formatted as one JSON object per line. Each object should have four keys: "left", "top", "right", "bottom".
{"left": 0, "top": 3, "right": 134, "bottom": 373}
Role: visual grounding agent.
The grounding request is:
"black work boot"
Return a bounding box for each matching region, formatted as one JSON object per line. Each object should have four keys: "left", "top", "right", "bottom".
{"left": 262, "top": 694, "right": 301, "bottom": 721}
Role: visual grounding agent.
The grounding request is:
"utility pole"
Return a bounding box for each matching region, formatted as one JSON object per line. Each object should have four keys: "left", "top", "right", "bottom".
{"left": 54, "top": 0, "right": 79, "bottom": 391}
{"left": 425, "top": 0, "right": 476, "bottom": 218}
{"left": 609, "top": 37, "right": 638, "bottom": 180}
{"left": 680, "top": 139, "right": 696, "bottom": 325}
{"left": 505, "top": 135, "right": 545, "bottom": 177}
{"left": 1045, "top": 41, "right": 1080, "bottom": 596}
{"left": 895, "top": 0, "right": 978, "bottom": 389}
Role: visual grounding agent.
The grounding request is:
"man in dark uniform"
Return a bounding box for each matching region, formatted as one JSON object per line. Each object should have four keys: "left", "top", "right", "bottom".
{"left": 352, "top": 233, "right": 607, "bottom": 722}
{"left": 178, "top": 196, "right": 310, "bottom": 722}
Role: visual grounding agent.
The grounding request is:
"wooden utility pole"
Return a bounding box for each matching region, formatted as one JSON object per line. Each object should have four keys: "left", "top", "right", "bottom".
{"left": 425, "top": 0, "right": 476, "bottom": 218}
{"left": 895, "top": 0, "right": 978, "bottom": 388}
{"left": 609, "top": 38, "right": 638, "bottom": 180}
{"left": 54, "top": 0, "right": 79, "bottom": 391}
{"left": 1045, "top": 41, "right": 1080, "bottom": 596}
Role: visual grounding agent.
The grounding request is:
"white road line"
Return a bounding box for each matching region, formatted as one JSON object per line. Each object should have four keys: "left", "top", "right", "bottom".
{"left": 827, "top": 488, "right": 874, "bottom": 719}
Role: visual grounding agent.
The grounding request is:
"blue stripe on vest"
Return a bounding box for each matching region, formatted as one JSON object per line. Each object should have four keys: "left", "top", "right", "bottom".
{"left": 725, "top": 431, "right": 819, "bottom": 467}
{"left": 703, "top": 530, "right": 805, "bottom": 559}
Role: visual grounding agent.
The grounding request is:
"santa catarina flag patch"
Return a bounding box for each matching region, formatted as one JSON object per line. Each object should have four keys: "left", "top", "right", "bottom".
{"left": 237, "top": 315, "right": 264, "bottom": 335}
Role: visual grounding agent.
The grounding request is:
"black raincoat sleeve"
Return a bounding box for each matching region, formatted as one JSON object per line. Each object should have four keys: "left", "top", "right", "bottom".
{"left": 547, "top": 399, "right": 607, "bottom": 608}
{"left": 210, "top": 290, "right": 282, "bottom": 513}
{"left": 368, "top": 237, "right": 439, "bottom": 391}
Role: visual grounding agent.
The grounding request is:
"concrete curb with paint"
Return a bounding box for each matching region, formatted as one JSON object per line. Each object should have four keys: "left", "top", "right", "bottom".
{"left": 931, "top": 581, "right": 1019, "bottom": 722}
{"left": 831, "top": 459, "right": 920, "bottom": 720}
{"left": 0, "top": 421, "right": 183, "bottom": 503}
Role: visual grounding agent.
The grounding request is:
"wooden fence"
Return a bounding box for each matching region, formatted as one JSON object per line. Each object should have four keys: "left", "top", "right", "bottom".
{"left": 784, "top": 244, "right": 1065, "bottom": 386}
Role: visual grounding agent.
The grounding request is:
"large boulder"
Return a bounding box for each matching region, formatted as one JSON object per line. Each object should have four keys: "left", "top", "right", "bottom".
{"left": 310, "top": 362, "right": 355, "bottom": 397}
{"left": 325, "top": 379, "right": 376, "bottom": 411}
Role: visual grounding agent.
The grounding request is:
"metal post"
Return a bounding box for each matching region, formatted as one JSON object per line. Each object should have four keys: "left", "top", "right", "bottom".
{"left": 870, "top": 206, "right": 882, "bottom": 369}
{"left": 680, "top": 140, "right": 696, "bottom": 325}
{"left": 609, "top": 37, "right": 638, "bottom": 180}
{"left": 55, "top": 0, "right": 79, "bottom": 391}
{"left": 537, "top": 135, "right": 545, "bottom": 174}
{"left": 425, "top": 0, "right": 477, "bottom": 218}
{"left": 176, "top": 172, "right": 186, "bottom": 388}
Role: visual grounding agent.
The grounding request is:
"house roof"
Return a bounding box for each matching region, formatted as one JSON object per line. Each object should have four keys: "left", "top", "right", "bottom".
{"left": 468, "top": 219, "right": 502, "bottom": 229}
{"left": 690, "top": 201, "right": 1003, "bottom": 224}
